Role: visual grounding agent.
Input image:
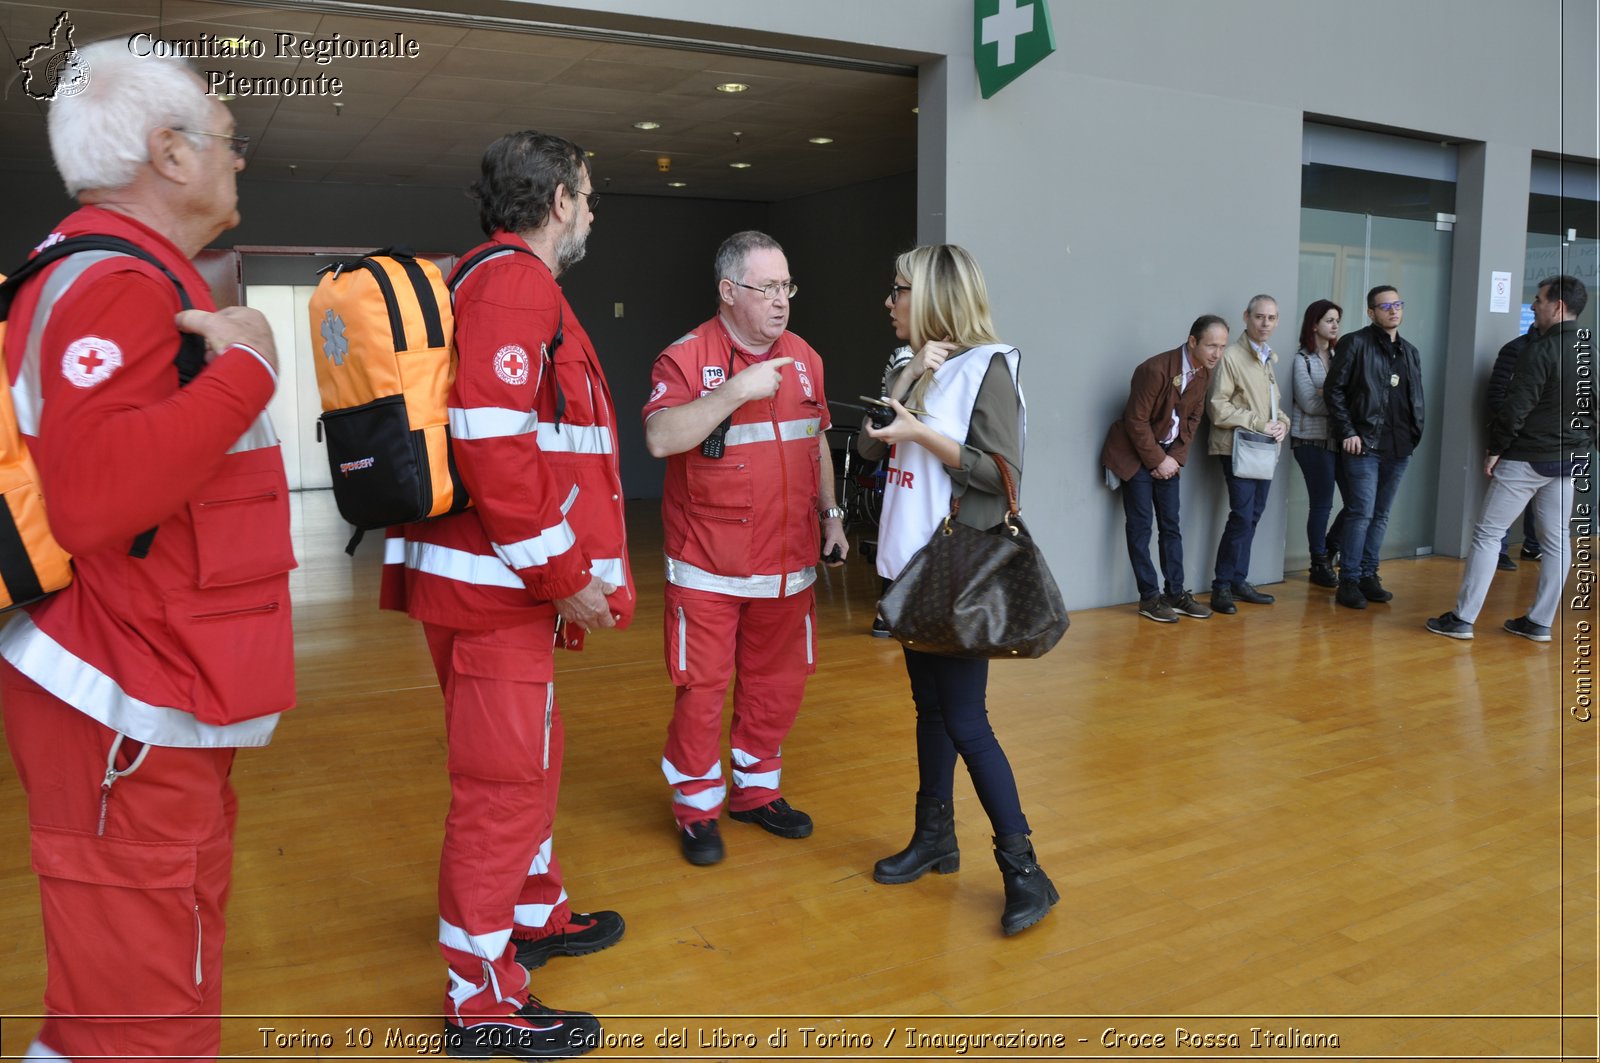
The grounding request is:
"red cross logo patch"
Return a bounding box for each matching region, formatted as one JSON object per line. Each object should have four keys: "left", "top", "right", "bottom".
{"left": 702, "top": 366, "right": 725, "bottom": 389}
{"left": 61, "top": 336, "right": 122, "bottom": 388}
{"left": 494, "top": 344, "right": 530, "bottom": 386}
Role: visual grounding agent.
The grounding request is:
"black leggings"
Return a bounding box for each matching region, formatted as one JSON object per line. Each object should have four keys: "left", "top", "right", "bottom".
{"left": 901, "top": 647, "right": 1029, "bottom": 836}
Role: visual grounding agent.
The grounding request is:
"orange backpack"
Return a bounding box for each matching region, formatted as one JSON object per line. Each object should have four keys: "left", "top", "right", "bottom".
{"left": 309, "top": 244, "right": 559, "bottom": 553}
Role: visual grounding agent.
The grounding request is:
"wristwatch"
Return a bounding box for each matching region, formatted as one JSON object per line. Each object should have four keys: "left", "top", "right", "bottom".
{"left": 819, "top": 507, "right": 845, "bottom": 521}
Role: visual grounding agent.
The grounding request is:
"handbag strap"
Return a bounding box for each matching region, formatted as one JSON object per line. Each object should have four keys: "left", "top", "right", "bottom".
{"left": 948, "top": 453, "right": 1020, "bottom": 527}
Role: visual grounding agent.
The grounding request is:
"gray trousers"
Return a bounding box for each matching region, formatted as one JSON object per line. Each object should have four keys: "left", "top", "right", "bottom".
{"left": 1454, "top": 459, "right": 1575, "bottom": 627}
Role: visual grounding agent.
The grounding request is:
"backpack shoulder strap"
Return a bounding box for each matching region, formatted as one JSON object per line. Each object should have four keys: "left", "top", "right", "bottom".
{"left": 447, "top": 243, "right": 567, "bottom": 426}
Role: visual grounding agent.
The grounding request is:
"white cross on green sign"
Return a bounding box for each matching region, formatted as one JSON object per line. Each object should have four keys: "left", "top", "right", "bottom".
{"left": 975, "top": 0, "right": 1055, "bottom": 99}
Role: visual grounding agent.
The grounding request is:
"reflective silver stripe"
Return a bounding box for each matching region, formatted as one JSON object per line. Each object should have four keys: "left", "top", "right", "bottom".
{"left": 491, "top": 519, "right": 577, "bottom": 571}
{"left": 17, "top": 249, "right": 127, "bottom": 435}
{"left": 227, "top": 412, "right": 279, "bottom": 454}
{"left": 384, "top": 536, "right": 405, "bottom": 565}
{"left": 664, "top": 556, "right": 816, "bottom": 598}
{"left": 537, "top": 422, "right": 613, "bottom": 455}
{"left": 559, "top": 483, "right": 579, "bottom": 515}
{"left": 401, "top": 539, "right": 522, "bottom": 589}
{"left": 673, "top": 784, "right": 726, "bottom": 811}
{"left": 675, "top": 606, "right": 687, "bottom": 672}
{"left": 0, "top": 612, "right": 279, "bottom": 749}
{"left": 670, "top": 330, "right": 698, "bottom": 346}
{"left": 732, "top": 767, "right": 780, "bottom": 790}
{"left": 723, "top": 417, "right": 820, "bottom": 448}
{"left": 527, "top": 836, "right": 553, "bottom": 876}
{"left": 513, "top": 886, "right": 568, "bottom": 929}
{"left": 805, "top": 613, "right": 814, "bottom": 666}
{"left": 449, "top": 405, "right": 538, "bottom": 440}
{"left": 662, "top": 755, "right": 721, "bottom": 786}
{"left": 591, "top": 557, "right": 625, "bottom": 588}
{"left": 438, "top": 916, "right": 511, "bottom": 961}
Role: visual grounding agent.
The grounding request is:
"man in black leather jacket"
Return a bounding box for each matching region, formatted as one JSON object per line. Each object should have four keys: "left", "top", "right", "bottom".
{"left": 1325, "top": 285, "right": 1425, "bottom": 610}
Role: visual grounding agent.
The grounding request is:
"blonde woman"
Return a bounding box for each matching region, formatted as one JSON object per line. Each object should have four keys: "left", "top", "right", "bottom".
{"left": 857, "top": 244, "right": 1058, "bottom": 935}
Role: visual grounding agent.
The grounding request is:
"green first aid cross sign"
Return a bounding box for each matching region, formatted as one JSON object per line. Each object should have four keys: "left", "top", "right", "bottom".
{"left": 975, "top": 0, "right": 1056, "bottom": 99}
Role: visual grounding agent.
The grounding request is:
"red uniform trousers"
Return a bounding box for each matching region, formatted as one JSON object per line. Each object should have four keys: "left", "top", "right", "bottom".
{"left": 422, "top": 617, "right": 572, "bottom": 1020}
{"left": 2, "top": 663, "right": 236, "bottom": 1063}
{"left": 660, "top": 584, "right": 816, "bottom": 827}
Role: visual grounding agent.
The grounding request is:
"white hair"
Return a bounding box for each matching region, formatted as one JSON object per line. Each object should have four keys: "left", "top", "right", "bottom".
{"left": 48, "top": 40, "right": 212, "bottom": 197}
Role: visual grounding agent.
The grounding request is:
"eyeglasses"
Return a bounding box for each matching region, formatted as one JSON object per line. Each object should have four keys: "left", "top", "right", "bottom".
{"left": 572, "top": 189, "right": 600, "bottom": 212}
{"left": 889, "top": 284, "right": 911, "bottom": 305}
{"left": 732, "top": 280, "right": 799, "bottom": 300}
{"left": 173, "top": 128, "right": 250, "bottom": 158}
{"left": 1372, "top": 300, "right": 1405, "bottom": 312}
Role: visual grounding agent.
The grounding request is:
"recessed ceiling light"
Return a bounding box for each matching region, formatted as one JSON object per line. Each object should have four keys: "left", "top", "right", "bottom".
{"left": 632, "top": 121, "right": 661, "bottom": 131}
{"left": 808, "top": 136, "right": 834, "bottom": 145}
{"left": 667, "top": 181, "right": 687, "bottom": 188}
{"left": 911, "top": 107, "right": 920, "bottom": 114}
{"left": 729, "top": 162, "right": 752, "bottom": 170}
{"left": 584, "top": 150, "right": 596, "bottom": 158}
{"left": 715, "top": 82, "right": 749, "bottom": 93}
{"left": 217, "top": 94, "right": 238, "bottom": 103}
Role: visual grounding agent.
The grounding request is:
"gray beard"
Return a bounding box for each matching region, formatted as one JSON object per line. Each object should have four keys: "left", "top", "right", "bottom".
{"left": 556, "top": 222, "right": 587, "bottom": 273}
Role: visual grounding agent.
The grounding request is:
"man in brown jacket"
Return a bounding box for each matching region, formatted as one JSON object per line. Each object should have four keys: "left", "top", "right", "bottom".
{"left": 1101, "top": 315, "right": 1229, "bottom": 622}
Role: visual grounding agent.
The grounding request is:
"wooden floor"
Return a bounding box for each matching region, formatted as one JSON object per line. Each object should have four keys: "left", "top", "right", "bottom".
{"left": 1, "top": 489, "right": 1595, "bottom": 1061}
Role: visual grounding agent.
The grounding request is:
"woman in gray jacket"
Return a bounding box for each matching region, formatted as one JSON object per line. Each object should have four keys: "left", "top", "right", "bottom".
{"left": 1292, "top": 299, "right": 1344, "bottom": 586}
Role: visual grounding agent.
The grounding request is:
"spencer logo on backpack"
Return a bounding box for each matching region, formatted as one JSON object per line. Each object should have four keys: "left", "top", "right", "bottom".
{"left": 309, "top": 244, "right": 564, "bottom": 554}
{"left": 0, "top": 235, "right": 207, "bottom": 612}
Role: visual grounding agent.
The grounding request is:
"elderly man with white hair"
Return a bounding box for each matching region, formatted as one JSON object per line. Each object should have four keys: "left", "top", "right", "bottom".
{"left": 0, "top": 41, "right": 289, "bottom": 1061}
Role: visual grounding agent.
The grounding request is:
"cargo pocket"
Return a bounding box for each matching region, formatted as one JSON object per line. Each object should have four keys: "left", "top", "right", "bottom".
{"left": 32, "top": 826, "right": 204, "bottom": 1015}
{"left": 447, "top": 628, "right": 556, "bottom": 783}
{"left": 188, "top": 464, "right": 296, "bottom": 588}
{"left": 165, "top": 583, "right": 293, "bottom": 725}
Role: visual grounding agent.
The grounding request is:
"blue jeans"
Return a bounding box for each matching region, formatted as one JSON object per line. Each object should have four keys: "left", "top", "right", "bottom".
{"left": 902, "top": 648, "right": 1028, "bottom": 836}
{"left": 1213, "top": 454, "right": 1273, "bottom": 590}
{"left": 1336, "top": 450, "right": 1411, "bottom": 582}
{"left": 1122, "top": 465, "right": 1184, "bottom": 598}
{"left": 1292, "top": 443, "right": 1341, "bottom": 555}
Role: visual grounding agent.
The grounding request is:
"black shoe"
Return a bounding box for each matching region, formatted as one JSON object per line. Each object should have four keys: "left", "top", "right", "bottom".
{"left": 1504, "top": 615, "right": 1553, "bottom": 642}
{"left": 874, "top": 794, "right": 960, "bottom": 884}
{"left": 514, "top": 911, "right": 625, "bottom": 970}
{"left": 1231, "top": 581, "right": 1275, "bottom": 605}
{"left": 1138, "top": 594, "right": 1178, "bottom": 623}
{"left": 1209, "top": 585, "right": 1236, "bottom": 614}
{"left": 729, "top": 797, "right": 813, "bottom": 838}
{"left": 993, "top": 833, "right": 1059, "bottom": 936}
{"left": 1308, "top": 554, "right": 1339, "bottom": 587}
{"left": 679, "top": 819, "right": 724, "bottom": 865}
{"left": 1164, "top": 590, "right": 1212, "bottom": 619}
{"left": 445, "top": 998, "right": 600, "bottom": 1060}
{"left": 1497, "top": 553, "right": 1518, "bottom": 572}
{"left": 870, "top": 616, "right": 893, "bottom": 638}
{"left": 1336, "top": 581, "right": 1368, "bottom": 610}
{"left": 1424, "top": 612, "right": 1474, "bottom": 640}
{"left": 1520, "top": 543, "right": 1543, "bottom": 562}
{"left": 1358, "top": 575, "right": 1393, "bottom": 603}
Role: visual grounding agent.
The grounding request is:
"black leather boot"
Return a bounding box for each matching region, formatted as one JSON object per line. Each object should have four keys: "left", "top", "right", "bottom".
{"left": 993, "top": 833, "right": 1059, "bottom": 935}
{"left": 1308, "top": 553, "right": 1338, "bottom": 587}
{"left": 873, "top": 794, "right": 959, "bottom": 884}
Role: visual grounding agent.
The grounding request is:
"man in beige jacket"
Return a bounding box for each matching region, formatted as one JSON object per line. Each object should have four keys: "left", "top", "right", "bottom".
{"left": 1206, "top": 294, "right": 1290, "bottom": 614}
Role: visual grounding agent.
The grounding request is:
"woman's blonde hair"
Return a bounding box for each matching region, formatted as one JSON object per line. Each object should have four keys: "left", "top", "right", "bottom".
{"left": 896, "top": 244, "right": 1000, "bottom": 406}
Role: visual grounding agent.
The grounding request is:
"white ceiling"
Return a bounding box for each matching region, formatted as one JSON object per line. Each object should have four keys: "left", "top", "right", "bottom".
{"left": 0, "top": 0, "right": 919, "bottom": 201}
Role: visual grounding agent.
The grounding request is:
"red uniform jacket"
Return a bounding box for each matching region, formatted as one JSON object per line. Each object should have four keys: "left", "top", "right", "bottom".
{"left": 0, "top": 207, "right": 294, "bottom": 747}
{"left": 643, "top": 315, "right": 828, "bottom": 595}
{"left": 381, "top": 233, "right": 633, "bottom": 645}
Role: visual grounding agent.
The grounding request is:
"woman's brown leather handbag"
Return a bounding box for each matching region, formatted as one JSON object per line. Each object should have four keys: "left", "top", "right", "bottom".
{"left": 878, "top": 454, "right": 1068, "bottom": 659}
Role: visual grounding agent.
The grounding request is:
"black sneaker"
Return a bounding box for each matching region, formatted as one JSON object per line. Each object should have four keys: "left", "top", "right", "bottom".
{"left": 729, "top": 797, "right": 813, "bottom": 838}
{"left": 1497, "top": 553, "right": 1518, "bottom": 571}
{"left": 1165, "top": 590, "right": 1212, "bottom": 619}
{"left": 1425, "top": 612, "right": 1474, "bottom": 640}
{"left": 445, "top": 998, "right": 600, "bottom": 1060}
{"left": 1335, "top": 580, "right": 1368, "bottom": 610}
{"left": 513, "top": 911, "right": 625, "bottom": 970}
{"left": 1358, "top": 575, "right": 1393, "bottom": 603}
{"left": 680, "top": 819, "right": 724, "bottom": 865}
{"left": 870, "top": 616, "right": 893, "bottom": 638}
{"left": 1520, "top": 543, "right": 1543, "bottom": 562}
{"left": 1231, "top": 581, "right": 1275, "bottom": 605}
{"left": 1138, "top": 594, "right": 1178, "bottom": 623}
{"left": 1503, "top": 615, "right": 1553, "bottom": 642}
